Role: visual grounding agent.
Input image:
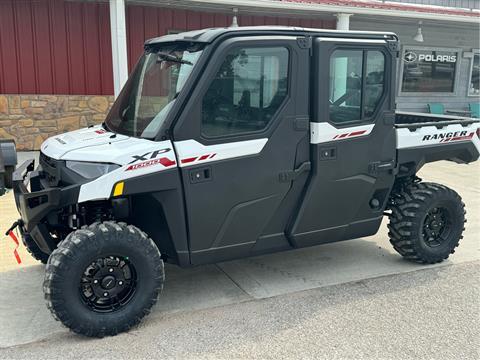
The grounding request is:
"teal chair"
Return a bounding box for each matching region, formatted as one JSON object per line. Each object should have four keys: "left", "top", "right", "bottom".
{"left": 428, "top": 103, "right": 445, "bottom": 115}
{"left": 469, "top": 103, "right": 480, "bottom": 118}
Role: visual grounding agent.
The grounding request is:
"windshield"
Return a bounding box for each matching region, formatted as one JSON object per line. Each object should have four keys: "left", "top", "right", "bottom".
{"left": 105, "top": 43, "right": 204, "bottom": 138}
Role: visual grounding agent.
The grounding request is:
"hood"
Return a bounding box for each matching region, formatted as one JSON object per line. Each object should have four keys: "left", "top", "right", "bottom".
{"left": 40, "top": 125, "right": 129, "bottom": 160}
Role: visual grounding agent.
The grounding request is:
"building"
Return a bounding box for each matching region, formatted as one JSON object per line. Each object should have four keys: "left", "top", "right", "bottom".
{"left": 0, "top": 0, "right": 478, "bottom": 150}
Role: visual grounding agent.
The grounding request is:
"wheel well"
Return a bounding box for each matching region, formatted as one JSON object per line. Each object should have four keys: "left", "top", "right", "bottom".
{"left": 129, "top": 193, "right": 179, "bottom": 264}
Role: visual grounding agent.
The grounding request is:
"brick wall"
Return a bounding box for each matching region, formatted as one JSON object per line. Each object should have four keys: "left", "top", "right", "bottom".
{"left": 0, "top": 95, "right": 114, "bottom": 150}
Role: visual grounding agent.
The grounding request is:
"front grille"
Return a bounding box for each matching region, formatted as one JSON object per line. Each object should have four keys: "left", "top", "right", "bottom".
{"left": 39, "top": 152, "right": 60, "bottom": 186}
{"left": 40, "top": 152, "right": 57, "bottom": 169}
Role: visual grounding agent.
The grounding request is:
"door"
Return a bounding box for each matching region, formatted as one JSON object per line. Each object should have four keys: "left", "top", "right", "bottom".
{"left": 289, "top": 38, "right": 397, "bottom": 247}
{"left": 173, "top": 36, "right": 311, "bottom": 264}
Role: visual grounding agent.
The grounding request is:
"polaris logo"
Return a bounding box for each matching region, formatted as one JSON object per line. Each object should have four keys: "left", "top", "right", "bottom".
{"left": 422, "top": 131, "right": 467, "bottom": 141}
{"left": 404, "top": 51, "right": 456, "bottom": 63}
{"left": 418, "top": 54, "right": 456, "bottom": 63}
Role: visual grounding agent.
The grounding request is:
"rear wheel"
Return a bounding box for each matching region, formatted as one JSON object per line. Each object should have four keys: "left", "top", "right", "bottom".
{"left": 388, "top": 182, "right": 466, "bottom": 264}
{"left": 44, "top": 221, "right": 164, "bottom": 337}
{"left": 22, "top": 233, "right": 49, "bottom": 264}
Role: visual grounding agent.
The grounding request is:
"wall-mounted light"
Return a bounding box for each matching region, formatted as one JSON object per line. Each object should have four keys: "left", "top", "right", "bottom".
{"left": 231, "top": 8, "right": 239, "bottom": 27}
{"left": 413, "top": 21, "right": 424, "bottom": 42}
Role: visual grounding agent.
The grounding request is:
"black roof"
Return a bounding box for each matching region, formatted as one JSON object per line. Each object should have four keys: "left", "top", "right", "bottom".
{"left": 144, "top": 26, "right": 398, "bottom": 46}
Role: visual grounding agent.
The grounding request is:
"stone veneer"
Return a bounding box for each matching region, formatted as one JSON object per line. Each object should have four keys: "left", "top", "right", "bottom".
{"left": 0, "top": 94, "right": 114, "bottom": 150}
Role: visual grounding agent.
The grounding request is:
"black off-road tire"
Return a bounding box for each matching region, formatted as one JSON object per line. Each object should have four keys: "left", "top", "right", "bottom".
{"left": 4, "top": 165, "right": 14, "bottom": 188}
{"left": 388, "top": 182, "right": 466, "bottom": 264}
{"left": 44, "top": 221, "right": 165, "bottom": 337}
{"left": 22, "top": 233, "right": 49, "bottom": 264}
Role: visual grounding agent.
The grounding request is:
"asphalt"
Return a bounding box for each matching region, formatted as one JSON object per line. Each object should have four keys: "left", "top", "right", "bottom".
{"left": 0, "top": 159, "right": 478, "bottom": 359}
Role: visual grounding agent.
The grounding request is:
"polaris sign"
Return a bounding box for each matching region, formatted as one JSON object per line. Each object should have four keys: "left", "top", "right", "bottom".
{"left": 404, "top": 51, "right": 457, "bottom": 63}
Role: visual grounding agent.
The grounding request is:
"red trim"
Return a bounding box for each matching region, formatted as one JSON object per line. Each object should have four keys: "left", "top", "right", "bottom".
{"left": 348, "top": 130, "right": 366, "bottom": 137}
{"left": 159, "top": 157, "right": 176, "bottom": 167}
{"left": 198, "top": 154, "right": 210, "bottom": 161}
{"left": 440, "top": 133, "right": 475, "bottom": 143}
{"left": 181, "top": 157, "right": 197, "bottom": 164}
{"left": 332, "top": 129, "right": 368, "bottom": 140}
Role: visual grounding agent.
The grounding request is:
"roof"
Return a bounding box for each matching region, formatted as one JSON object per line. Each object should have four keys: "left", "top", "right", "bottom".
{"left": 144, "top": 26, "right": 398, "bottom": 46}
{"left": 282, "top": 0, "right": 479, "bottom": 17}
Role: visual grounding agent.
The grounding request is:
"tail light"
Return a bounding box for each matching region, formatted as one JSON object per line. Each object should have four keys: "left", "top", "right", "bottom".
{"left": 477, "top": 127, "right": 480, "bottom": 139}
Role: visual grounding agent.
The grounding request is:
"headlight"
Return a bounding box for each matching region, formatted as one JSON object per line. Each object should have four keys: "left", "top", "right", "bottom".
{"left": 65, "top": 161, "right": 120, "bottom": 179}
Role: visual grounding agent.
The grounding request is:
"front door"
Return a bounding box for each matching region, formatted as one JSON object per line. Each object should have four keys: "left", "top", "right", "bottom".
{"left": 289, "top": 38, "right": 397, "bottom": 246}
{"left": 173, "top": 36, "right": 310, "bottom": 264}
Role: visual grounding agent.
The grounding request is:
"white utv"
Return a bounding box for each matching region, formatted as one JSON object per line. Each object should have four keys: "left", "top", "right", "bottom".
{"left": 10, "top": 27, "right": 480, "bottom": 337}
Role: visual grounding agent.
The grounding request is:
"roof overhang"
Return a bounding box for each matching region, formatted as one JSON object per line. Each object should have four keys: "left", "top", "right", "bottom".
{"left": 128, "top": 0, "right": 480, "bottom": 24}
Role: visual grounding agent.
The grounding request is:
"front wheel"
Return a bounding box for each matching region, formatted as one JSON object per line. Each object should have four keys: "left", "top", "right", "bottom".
{"left": 388, "top": 182, "right": 466, "bottom": 264}
{"left": 22, "top": 233, "right": 49, "bottom": 264}
{"left": 43, "top": 221, "right": 164, "bottom": 337}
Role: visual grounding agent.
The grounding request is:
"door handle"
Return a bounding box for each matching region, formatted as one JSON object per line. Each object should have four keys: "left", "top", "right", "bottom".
{"left": 189, "top": 166, "right": 212, "bottom": 184}
{"left": 368, "top": 160, "right": 395, "bottom": 175}
{"left": 279, "top": 162, "right": 311, "bottom": 182}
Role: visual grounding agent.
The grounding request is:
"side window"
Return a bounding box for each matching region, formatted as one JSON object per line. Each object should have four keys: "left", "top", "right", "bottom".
{"left": 329, "top": 49, "right": 385, "bottom": 124}
{"left": 201, "top": 47, "right": 289, "bottom": 137}
{"left": 365, "top": 51, "right": 385, "bottom": 117}
{"left": 329, "top": 50, "right": 363, "bottom": 123}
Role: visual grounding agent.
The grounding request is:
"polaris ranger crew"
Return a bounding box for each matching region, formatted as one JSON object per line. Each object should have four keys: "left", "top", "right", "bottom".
{"left": 10, "top": 27, "right": 480, "bottom": 337}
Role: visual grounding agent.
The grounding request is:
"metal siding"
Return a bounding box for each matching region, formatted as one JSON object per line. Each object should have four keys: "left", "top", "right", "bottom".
{"left": 0, "top": 0, "right": 113, "bottom": 95}
{"left": 0, "top": 1, "right": 335, "bottom": 95}
{"left": 124, "top": 6, "right": 336, "bottom": 71}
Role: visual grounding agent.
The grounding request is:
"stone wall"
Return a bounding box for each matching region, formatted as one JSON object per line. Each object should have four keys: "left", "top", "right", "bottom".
{"left": 0, "top": 94, "right": 114, "bottom": 150}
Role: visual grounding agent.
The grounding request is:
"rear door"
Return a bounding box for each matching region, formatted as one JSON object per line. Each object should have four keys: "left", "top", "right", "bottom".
{"left": 173, "top": 36, "right": 311, "bottom": 264}
{"left": 289, "top": 37, "right": 398, "bottom": 247}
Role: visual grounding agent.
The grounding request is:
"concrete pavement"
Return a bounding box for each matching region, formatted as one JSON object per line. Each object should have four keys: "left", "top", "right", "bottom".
{"left": 0, "top": 160, "right": 479, "bottom": 357}
{"left": 2, "top": 261, "right": 479, "bottom": 359}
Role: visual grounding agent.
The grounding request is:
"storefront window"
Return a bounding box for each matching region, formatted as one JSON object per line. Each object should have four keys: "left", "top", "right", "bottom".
{"left": 401, "top": 48, "right": 458, "bottom": 93}
{"left": 468, "top": 52, "right": 479, "bottom": 96}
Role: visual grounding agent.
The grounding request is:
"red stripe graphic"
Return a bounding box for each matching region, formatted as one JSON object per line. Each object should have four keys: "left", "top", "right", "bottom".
{"left": 181, "top": 153, "right": 217, "bottom": 164}
{"left": 439, "top": 133, "right": 474, "bottom": 143}
{"left": 181, "top": 157, "right": 197, "bottom": 164}
{"left": 332, "top": 130, "right": 368, "bottom": 140}
{"left": 348, "top": 130, "right": 367, "bottom": 137}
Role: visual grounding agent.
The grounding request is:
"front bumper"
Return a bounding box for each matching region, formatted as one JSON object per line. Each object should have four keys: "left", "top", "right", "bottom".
{"left": 13, "top": 159, "right": 80, "bottom": 253}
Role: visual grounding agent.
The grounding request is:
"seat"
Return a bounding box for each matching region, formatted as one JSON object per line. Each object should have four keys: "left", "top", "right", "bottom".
{"left": 428, "top": 103, "right": 445, "bottom": 115}
{"left": 469, "top": 103, "right": 480, "bottom": 118}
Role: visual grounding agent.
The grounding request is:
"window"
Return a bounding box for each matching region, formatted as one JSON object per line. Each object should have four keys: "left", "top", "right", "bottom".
{"left": 401, "top": 48, "right": 458, "bottom": 93}
{"left": 468, "top": 52, "right": 479, "bottom": 96}
{"left": 329, "top": 49, "right": 385, "bottom": 124}
{"left": 201, "top": 47, "right": 289, "bottom": 137}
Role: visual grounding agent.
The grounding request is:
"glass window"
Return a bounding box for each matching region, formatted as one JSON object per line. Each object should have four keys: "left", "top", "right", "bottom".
{"left": 201, "top": 47, "right": 289, "bottom": 137}
{"left": 105, "top": 43, "right": 204, "bottom": 138}
{"left": 365, "top": 51, "right": 385, "bottom": 118}
{"left": 329, "top": 49, "right": 385, "bottom": 124}
{"left": 401, "top": 49, "right": 457, "bottom": 93}
{"left": 469, "top": 52, "right": 479, "bottom": 96}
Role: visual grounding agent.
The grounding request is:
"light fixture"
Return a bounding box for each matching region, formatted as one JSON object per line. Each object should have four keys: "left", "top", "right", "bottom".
{"left": 413, "top": 21, "right": 424, "bottom": 42}
{"left": 231, "top": 8, "right": 239, "bottom": 27}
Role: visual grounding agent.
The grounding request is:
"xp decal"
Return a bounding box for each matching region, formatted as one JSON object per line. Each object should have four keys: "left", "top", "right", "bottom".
{"left": 128, "top": 148, "right": 172, "bottom": 164}
{"left": 126, "top": 157, "right": 176, "bottom": 171}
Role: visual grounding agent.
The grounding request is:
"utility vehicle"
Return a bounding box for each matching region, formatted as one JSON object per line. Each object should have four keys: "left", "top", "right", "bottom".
{"left": 10, "top": 26, "right": 480, "bottom": 337}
